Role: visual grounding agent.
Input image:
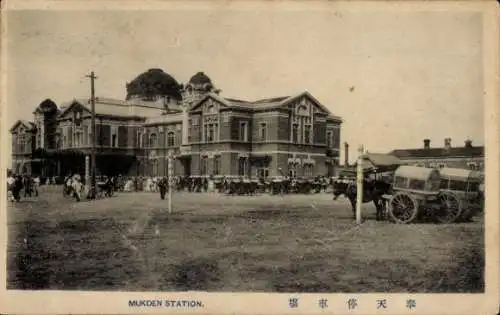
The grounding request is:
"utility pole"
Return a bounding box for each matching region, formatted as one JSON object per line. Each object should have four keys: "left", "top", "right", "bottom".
{"left": 85, "top": 71, "right": 98, "bottom": 199}
{"left": 356, "top": 145, "right": 364, "bottom": 225}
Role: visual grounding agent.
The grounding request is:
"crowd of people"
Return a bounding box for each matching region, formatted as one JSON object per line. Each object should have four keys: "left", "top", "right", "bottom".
{"left": 6, "top": 171, "right": 347, "bottom": 203}
{"left": 114, "top": 175, "right": 337, "bottom": 196}
{"left": 6, "top": 173, "right": 40, "bottom": 202}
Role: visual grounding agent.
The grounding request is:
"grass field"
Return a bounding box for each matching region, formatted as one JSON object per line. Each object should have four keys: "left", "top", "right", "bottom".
{"left": 7, "top": 186, "right": 484, "bottom": 292}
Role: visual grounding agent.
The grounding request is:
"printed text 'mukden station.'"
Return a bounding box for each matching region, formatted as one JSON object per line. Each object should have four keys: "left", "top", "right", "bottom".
{"left": 129, "top": 300, "right": 204, "bottom": 308}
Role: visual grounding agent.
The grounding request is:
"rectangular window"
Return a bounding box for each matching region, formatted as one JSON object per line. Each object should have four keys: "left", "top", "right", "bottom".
{"left": 409, "top": 179, "right": 425, "bottom": 190}
{"left": 260, "top": 123, "right": 267, "bottom": 141}
{"left": 67, "top": 126, "right": 73, "bottom": 147}
{"left": 83, "top": 125, "right": 89, "bottom": 146}
{"left": 201, "top": 156, "right": 208, "bottom": 176}
{"left": 213, "top": 155, "right": 221, "bottom": 175}
{"left": 394, "top": 176, "right": 407, "bottom": 189}
{"left": 152, "top": 159, "right": 158, "bottom": 175}
{"left": 304, "top": 125, "right": 311, "bottom": 144}
{"left": 137, "top": 131, "right": 142, "bottom": 148}
{"left": 292, "top": 124, "right": 299, "bottom": 143}
{"left": 257, "top": 168, "right": 269, "bottom": 179}
{"left": 73, "top": 131, "right": 79, "bottom": 148}
{"left": 11, "top": 136, "right": 16, "bottom": 153}
{"left": 36, "top": 124, "right": 41, "bottom": 148}
{"left": 239, "top": 122, "right": 248, "bottom": 142}
{"left": 208, "top": 124, "right": 214, "bottom": 142}
{"left": 238, "top": 157, "right": 247, "bottom": 176}
{"left": 167, "top": 132, "right": 175, "bottom": 147}
{"left": 332, "top": 128, "right": 340, "bottom": 148}
{"left": 304, "top": 164, "right": 314, "bottom": 177}
{"left": 187, "top": 119, "right": 192, "bottom": 143}
{"left": 326, "top": 131, "right": 332, "bottom": 147}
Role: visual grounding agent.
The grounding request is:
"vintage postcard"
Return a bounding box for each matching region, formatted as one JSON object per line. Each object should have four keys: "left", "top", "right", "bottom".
{"left": 0, "top": 0, "right": 498, "bottom": 314}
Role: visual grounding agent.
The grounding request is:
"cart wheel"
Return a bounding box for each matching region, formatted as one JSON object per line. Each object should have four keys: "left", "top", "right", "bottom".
{"left": 388, "top": 192, "right": 419, "bottom": 224}
{"left": 435, "top": 192, "right": 462, "bottom": 224}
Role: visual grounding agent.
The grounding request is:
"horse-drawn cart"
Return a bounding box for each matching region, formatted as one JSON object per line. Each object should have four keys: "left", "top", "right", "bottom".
{"left": 382, "top": 165, "right": 445, "bottom": 224}
{"left": 438, "top": 168, "right": 484, "bottom": 222}
{"left": 381, "top": 165, "right": 481, "bottom": 224}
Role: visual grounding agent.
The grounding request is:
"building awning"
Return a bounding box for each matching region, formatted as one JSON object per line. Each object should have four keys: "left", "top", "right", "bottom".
{"left": 354, "top": 153, "right": 402, "bottom": 173}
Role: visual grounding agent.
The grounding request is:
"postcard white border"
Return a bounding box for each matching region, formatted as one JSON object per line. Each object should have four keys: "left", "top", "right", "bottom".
{"left": 0, "top": 1, "right": 498, "bottom": 314}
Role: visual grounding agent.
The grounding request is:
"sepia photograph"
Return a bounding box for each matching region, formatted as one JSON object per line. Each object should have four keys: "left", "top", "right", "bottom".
{"left": 1, "top": 1, "right": 498, "bottom": 314}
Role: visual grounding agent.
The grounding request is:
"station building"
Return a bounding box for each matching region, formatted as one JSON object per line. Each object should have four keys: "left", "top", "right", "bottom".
{"left": 10, "top": 69, "right": 343, "bottom": 178}
{"left": 389, "top": 138, "right": 484, "bottom": 171}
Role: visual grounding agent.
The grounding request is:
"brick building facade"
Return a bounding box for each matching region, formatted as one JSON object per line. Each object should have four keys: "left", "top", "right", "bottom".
{"left": 10, "top": 70, "right": 343, "bottom": 178}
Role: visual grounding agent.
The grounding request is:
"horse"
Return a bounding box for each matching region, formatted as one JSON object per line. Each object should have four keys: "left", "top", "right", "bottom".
{"left": 333, "top": 178, "right": 392, "bottom": 221}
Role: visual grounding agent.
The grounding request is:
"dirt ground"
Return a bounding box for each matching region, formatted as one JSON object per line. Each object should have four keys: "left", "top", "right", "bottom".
{"left": 6, "top": 186, "right": 484, "bottom": 292}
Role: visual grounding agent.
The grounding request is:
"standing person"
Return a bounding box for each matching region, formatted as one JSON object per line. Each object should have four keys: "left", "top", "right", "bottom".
{"left": 203, "top": 177, "right": 209, "bottom": 192}
{"left": 158, "top": 177, "right": 168, "bottom": 200}
{"left": 33, "top": 175, "right": 40, "bottom": 197}
{"left": 71, "top": 175, "right": 83, "bottom": 202}
{"left": 23, "top": 175, "right": 33, "bottom": 198}
{"left": 13, "top": 175, "right": 23, "bottom": 202}
{"left": 7, "top": 173, "right": 16, "bottom": 202}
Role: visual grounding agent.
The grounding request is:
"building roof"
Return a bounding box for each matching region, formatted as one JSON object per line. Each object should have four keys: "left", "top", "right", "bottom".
{"left": 33, "top": 98, "right": 58, "bottom": 114}
{"left": 191, "top": 91, "right": 343, "bottom": 122}
{"left": 188, "top": 72, "right": 212, "bottom": 85}
{"left": 389, "top": 146, "right": 484, "bottom": 159}
{"left": 58, "top": 98, "right": 162, "bottom": 119}
{"left": 144, "top": 112, "right": 183, "bottom": 125}
{"left": 125, "top": 68, "right": 182, "bottom": 101}
{"left": 10, "top": 119, "right": 37, "bottom": 133}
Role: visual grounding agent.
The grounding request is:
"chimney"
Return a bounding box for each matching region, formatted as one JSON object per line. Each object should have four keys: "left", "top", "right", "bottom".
{"left": 464, "top": 139, "right": 473, "bottom": 148}
{"left": 344, "top": 142, "right": 349, "bottom": 166}
{"left": 423, "top": 139, "right": 430, "bottom": 149}
{"left": 444, "top": 138, "right": 452, "bottom": 150}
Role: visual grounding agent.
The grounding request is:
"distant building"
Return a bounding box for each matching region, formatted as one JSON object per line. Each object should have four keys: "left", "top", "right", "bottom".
{"left": 389, "top": 138, "right": 484, "bottom": 171}
{"left": 10, "top": 69, "right": 343, "bottom": 178}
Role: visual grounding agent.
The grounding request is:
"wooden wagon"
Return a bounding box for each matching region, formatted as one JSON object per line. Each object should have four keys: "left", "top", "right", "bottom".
{"left": 382, "top": 165, "right": 445, "bottom": 224}
{"left": 437, "top": 167, "right": 484, "bottom": 222}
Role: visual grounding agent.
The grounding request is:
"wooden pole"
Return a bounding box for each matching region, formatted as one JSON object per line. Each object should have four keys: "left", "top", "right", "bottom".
{"left": 356, "top": 145, "right": 364, "bottom": 225}
{"left": 85, "top": 71, "right": 98, "bottom": 199}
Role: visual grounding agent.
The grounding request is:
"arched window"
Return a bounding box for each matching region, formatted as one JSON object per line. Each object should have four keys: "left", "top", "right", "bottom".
{"left": 149, "top": 133, "right": 157, "bottom": 148}
{"left": 207, "top": 105, "right": 216, "bottom": 114}
{"left": 167, "top": 131, "right": 175, "bottom": 147}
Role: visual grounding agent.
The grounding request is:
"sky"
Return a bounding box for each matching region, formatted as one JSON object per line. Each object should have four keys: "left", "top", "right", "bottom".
{"left": 5, "top": 6, "right": 485, "bottom": 164}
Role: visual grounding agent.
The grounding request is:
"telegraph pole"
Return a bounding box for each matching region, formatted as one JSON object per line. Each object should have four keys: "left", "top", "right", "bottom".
{"left": 86, "top": 71, "right": 98, "bottom": 199}
{"left": 356, "top": 145, "right": 364, "bottom": 225}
